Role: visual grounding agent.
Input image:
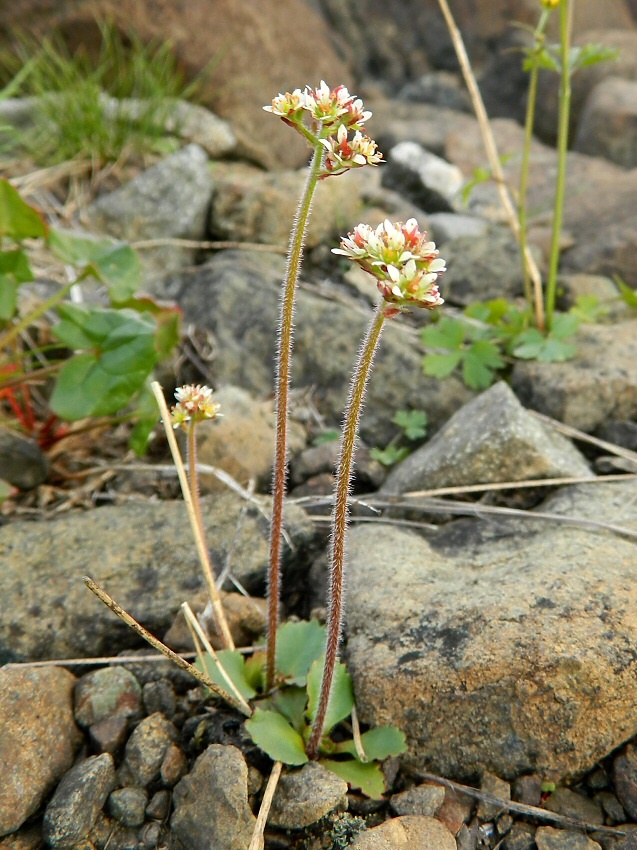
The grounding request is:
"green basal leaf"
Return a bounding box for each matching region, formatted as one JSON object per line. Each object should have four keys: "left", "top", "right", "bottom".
{"left": 306, "top": 657, "right": 354, "bottom": 735}
{"left": 319, "top": 758, "right": 387, "bottom": 799}
{"left": 0, "top": 276, "right": 19, "bottom": 321}
{"left": 271, "top": 686, "right": 308, "bottom": 734}
{"left": 0, "top": 246, "right": 32, "bottom": 319}
{"left": 614, "top": 275, "right": 637, "bottom": 308}
{"left": 511, "top": 328, "right": 545, "bottom": 360}
{"left": 422, "top": 350, "right": 463, "bottom": 380}
{"left": 392, "top": 409, "right": 427, "bottom": 441}
{"left": 462, "top": 348, "right": 500, "bottom": 390}
{"left": 50, "top": 306, "right": 158, "bottom": 419}
{"left": 313, "top": 428, "right": 341, "bottom": 446}
{"left": 334, "top": 726, "right": 408, "bottom": 761}
{"left": 421, "top": 317, "right": 465, "bottom": 350}
{"left": 245, "top": 709, "right": 309, "bottom": 766}
{"left": 570, "top": 43, "right": 619, "bottom": 73}
{"left": 48, "top": 228, "right": 140, "bottom": 303}
{"left": 549, "top": 311, "right": 579, "bottom": 339}
{"left": 0, "top": 179, "right": 48, "bottom": 240}
{"left": 276, "top": 619, "right": 326, "bottom": 686}
{"left": 535, "top": 337, "right": 577, "bottom": 362}
{"left": 369, "top": 445, "right": 410, "bottom": 467}
{"left": 465, "top": 298, "right": 512, "bottom": 326}
{"left": 120, "top": 295, "right": 181, "bottom": 359}
{"left": 128, "top": 379, "right": 159, "bottom": 457}
{"left": 196, "top": 649, "right": 257, "bottom": 700}
{"left": 570, "top": 295, "right": 608, "bottom": 324}
{"left": 244, "top": 650, "right": 266, "bottom": 693}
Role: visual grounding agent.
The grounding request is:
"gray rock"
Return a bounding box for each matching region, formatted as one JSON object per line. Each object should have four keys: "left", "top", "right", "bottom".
{"left": 86, "top": 144, "right": 213, "bottom": 286}
{"left": 382, "top": 141, "right": 464, "bottom": 212}
{"left": 123, "top": 713, "right": 178, "bottom": 787}
{"left": 74, "top": 666, "right": 143, "bottom": 728}
{"left": 543, "top": 787, "right": 603, "bottom": 826}
{"left": 535, "top": 826, "right": 601, "bottom": 850}
{"left": 512, "top": 321, "right": 637, "bottom": 431}
{"left": 351, "top": 815, "right": 456, "bottom": 849}
{"left": 108, "top": 786, "right": 148, "bottom": 828}
{"left": 0, "top": 424, "right": 49, "bottom": 489}
{"left": 426, "top": 212, "right": 489, "bottom": 245}
{"left": 614, "top": 745, "right": 637, "bottom": 820}
{"left": 209, "top": 161, "right": 365, "bottom": 249}
{"left": 268, "top": 763, "right": 348, "bottom": 829}
{"left": 382, "top": 382, "right": 592, "bottom": 495}
{"left": 556, "top": 274, "right": 632, "bottom": 323}
{"left": 0, "top": 491, "right": 312, "bottom": 663}
{"left": 389, "top": 784, "right": 445, "bottom": 817}
{"left": 174, "top": 250, "right": 473, "bottom": 447}
{"left": 345, "top": 478, "right": 637, "bottom": 781}
{"left": 596, "top": 790, "right": 625, "bottom": 824}
{"left": 0, "top": 667, "right": 82, "bottom": 837}
{"left": 142, "top": 679, "right": 176, "bottom": 719}
{"left": 439, "top": 229, "right": 531, "bottom": 305}
{"left": 399, "top": 71, "right": 471, "bottom": 112}
{"left": 99, "top": 95, "right": 236, "bottom": 158}
{"left": 502, "top": 823, "right": 537, "bottom": 850}
{"left": 42, "top": 754, "right": 116, "bottom": 848}
{"left": 478, "top": 773, "right": 511, "bottom": 821}
{"left": 194, "top": 385, "right": 305, "bottom": 494}
{"left": 575, "top": 76, "right": 637, "bottom": 168}
{"left": 171, "top": 744, "right": 256, "bottom": 850}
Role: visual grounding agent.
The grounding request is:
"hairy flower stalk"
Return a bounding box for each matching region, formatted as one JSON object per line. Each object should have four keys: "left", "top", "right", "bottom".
{"left": 306, "top": 220, "right": 445, "bottom": 758}
{"left": 263, "top": 83, "right": 382, "bottom": 691}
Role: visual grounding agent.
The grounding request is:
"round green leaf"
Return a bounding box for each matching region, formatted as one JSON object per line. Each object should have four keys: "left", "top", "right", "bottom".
{"left": 306, "top": 657, "right": 354, "bottom": 736}
{"left": 245, "top": 709, "right": 309, "bottom": 766}
{"left": 275, "top": 619, "right": 326, "bottom": 685}
{"left": 0, "top": 179, "right": 47, "bottom": 240}
{"left": 319, "top": 758, "right": 387, "bottom": 799}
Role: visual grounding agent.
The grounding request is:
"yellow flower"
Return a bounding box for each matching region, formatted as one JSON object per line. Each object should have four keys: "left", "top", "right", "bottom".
{"left": 540, "top": 0, "right": 560, "bottom": 8}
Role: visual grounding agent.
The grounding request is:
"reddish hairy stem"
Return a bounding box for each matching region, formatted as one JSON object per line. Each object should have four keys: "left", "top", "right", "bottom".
{"left": 266, "top": 144, "right": 324, "bottom": 690}
{"left": 306, "top": 303, "right": 386, "bottom": 758}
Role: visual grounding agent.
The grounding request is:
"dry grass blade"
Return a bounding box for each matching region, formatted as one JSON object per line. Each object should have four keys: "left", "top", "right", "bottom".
{"left": 83, "top": 576, "right": 251, "bottom": 716}
{"left": 372, "top": 496, "right": 637, "bottom": 541}
{"left": 530, "top": 411, "right": 637, "bottom": 466}
{"left": 417, "top": 772, "right": 626, "bottom": 837}
{"left": 151, "top": 381, "right": 235, "bottom": 650}
{"left": 249, "top": 761, "right": 283, "bottom": 850}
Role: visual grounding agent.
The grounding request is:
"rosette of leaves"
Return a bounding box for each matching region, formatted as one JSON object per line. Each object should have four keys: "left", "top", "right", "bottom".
{"left": 195, "top": 619, "right": 406, "bottom": 798}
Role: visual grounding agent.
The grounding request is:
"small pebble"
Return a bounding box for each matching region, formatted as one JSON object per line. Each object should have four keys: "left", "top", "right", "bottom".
{"left": 108, "top": 786, "right": 148, "bottom": 828}
{"left": 43, "top": 754, "right": 116, "bottom": 848}
{"left": 502, "top": 823, "right": 536, "bottom": 850}
{"left": 142, "top": 821, "right": 163, "bottom": 850}
{"left": 535, "top": 825, "right": 602, "bottom": 850}
{"left": 543, "top": 788, "right": 604, "bottom": 826}
{"left": 478, "top": 772, "right": 511, "bottom": 821}
{"left": 142, "top": 680, "right": 176, "bottom": 719}
{"left": 595, "top": 790, "right": 625, "bottom": 824}
{"left": 614, "top": 745, "right": 637, "bottom": 821}
{"left": 146, "top": 789, "right": 171, "bottom": 821}
{"left": 436, "top": 790, "right": 472, "bottom": 835}
{"left": 74, "top": 667, "right": 142, "bottom": 728}
{"left": 513, "top": 774, "right": 543, "bottom": 807}
{"left": 160, "top": 743, "right": 188, "bottom": 787}
{"left": 390, "top": 783, "right": 445, "bottom": 817}
{"left": 123, "top": 713, "right": 178, "bottom": 787}
{"left": 88, "top": 715, "right": 130, "bottom": 755}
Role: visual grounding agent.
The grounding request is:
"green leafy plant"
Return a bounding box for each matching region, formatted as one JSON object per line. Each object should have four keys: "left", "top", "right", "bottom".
{"left": 0, "top": 177, "right": 179, "bottom": 453}
{"left": 438, "top": 0, "right": 618, "bottom": 347}
{"left": 197, "top": 619, "right": 406, "bottom": 798}
{"left": 421, "top": 297, "right": 589, "bottom": 389}
{"left": 0, "top": 22, "right": 208, "bottom": 165}
{"left": 370, "top": 409, "right": 428, "bottom": 466}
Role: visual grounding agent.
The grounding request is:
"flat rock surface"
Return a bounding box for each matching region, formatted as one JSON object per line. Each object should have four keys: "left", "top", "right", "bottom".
{"left": 0, "top": 667, "right": 83, "bottom": 837}
{"left": 0, "top": 492, "right": 312, "bottom": 663}
{"left": 345, "top": 479, "right": 637, "bottom": 781}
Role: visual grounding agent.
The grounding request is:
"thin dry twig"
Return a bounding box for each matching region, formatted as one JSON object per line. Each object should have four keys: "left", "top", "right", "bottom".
{"left": 83, "top": 577, "right": 251, "bottom": 716}
{"left": 131, "top": 237, "right": 286, "bottom": 253}
{"left": 350, "top": 706, "right": 368, "bottom": 763}
{"left": 401, "top": 473, "right": 637, "bottom": 499}
{"left": 530, "top": 411, "right": 637, "bottom": 466}
{"left": 249, "top": 761, "right": 283, "bottom": 850}
{"left": 416, "top": 772, "right": 626, "bottom": 837}
{"left": 181, "top": 602, "right": 252, "bottom": 715}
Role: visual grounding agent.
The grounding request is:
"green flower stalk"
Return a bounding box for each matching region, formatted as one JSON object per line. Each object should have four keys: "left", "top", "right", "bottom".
{"left": 545, "top": 0, "right": 573, "bottom": 329}
{"left": 306, "top": 219, "right": 445, "bottom": 758}
{"left": 263, "top": 82, "right": 383, "bottom": 690}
